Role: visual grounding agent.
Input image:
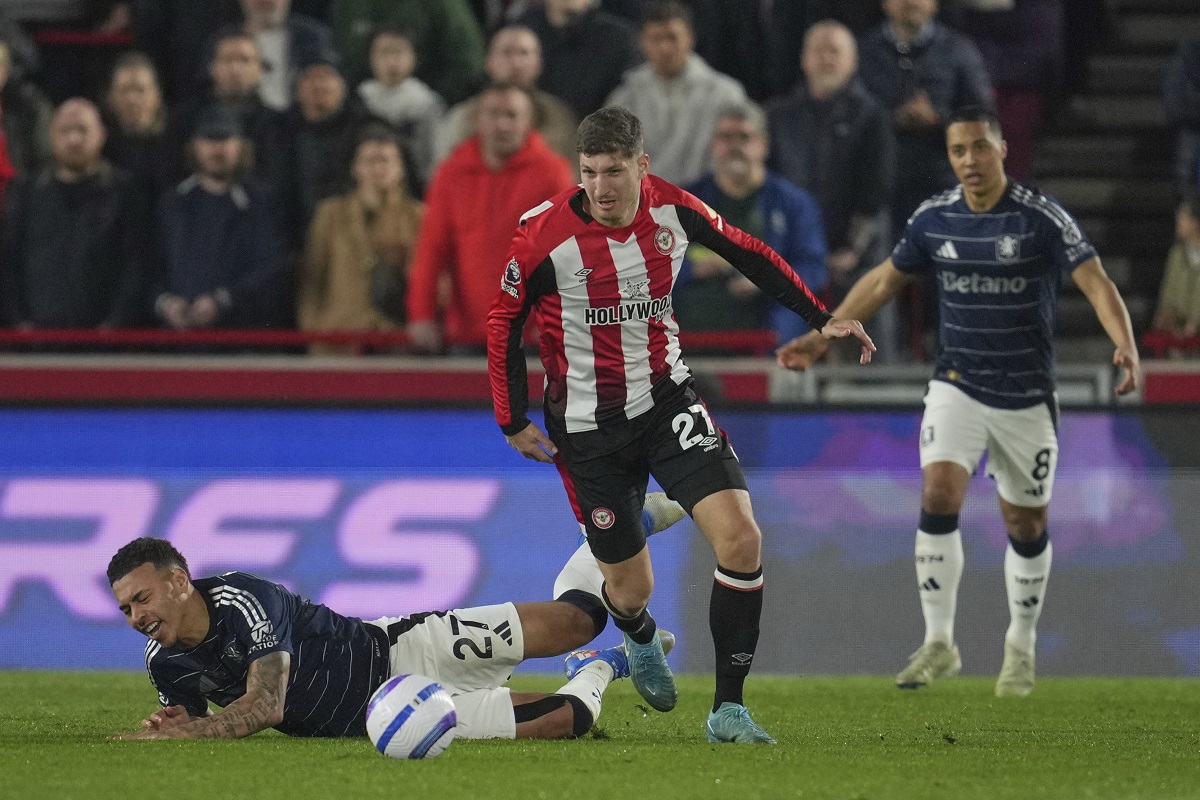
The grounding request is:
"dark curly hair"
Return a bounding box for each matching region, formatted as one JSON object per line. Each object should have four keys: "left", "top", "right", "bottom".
{"left": 107, "top": 537, "right": 190, "bottom": 586}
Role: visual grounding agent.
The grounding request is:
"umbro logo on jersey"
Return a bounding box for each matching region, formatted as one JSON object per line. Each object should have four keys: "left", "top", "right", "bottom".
{"left": 575, "top": 267, "right": 593, "bottom": 280}
{"left": 935, "top": 241, "right": 960, "bottom": 260}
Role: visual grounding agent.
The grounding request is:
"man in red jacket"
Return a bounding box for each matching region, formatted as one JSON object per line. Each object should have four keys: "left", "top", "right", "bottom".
{"left": 407, "top": 83, "right": 575, "bottom": 352}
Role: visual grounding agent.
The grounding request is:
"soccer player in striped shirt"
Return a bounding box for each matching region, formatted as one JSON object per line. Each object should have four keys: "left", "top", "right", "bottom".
{"left": 777, "top": 106, "right": 1140, "bottom": 697}
{"left": 106, "top": 523, "right": 682, "bottom": 741}
{"left": 488, "top": 106, "right": 874, "bottom": 743}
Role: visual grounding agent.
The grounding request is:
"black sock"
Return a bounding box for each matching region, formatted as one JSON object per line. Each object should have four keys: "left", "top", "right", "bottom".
{"left": 600, "top": 582, "right": 657, "bottom": 645}
{"left": 710, "top": 565, "right": 763, "bottom": 711}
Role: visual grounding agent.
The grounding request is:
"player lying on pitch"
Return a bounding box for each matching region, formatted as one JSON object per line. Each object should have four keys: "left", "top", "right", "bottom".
{"left": 110, "top": 495, "right": 685, "bottom": 741}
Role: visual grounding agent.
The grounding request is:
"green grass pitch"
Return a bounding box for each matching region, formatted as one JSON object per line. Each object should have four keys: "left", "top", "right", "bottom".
{"left": 3, "top": 671, "right": 1198, "bottom": 800}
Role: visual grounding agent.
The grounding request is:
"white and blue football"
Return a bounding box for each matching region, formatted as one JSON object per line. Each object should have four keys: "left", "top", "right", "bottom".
{"left": 365, "top": 673, "right": 457, "bottom": 759}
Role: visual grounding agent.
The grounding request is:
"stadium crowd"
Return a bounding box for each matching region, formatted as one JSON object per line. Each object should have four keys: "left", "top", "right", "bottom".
{"left": 0, "top": 0, "right": 1182, "bottom": 359}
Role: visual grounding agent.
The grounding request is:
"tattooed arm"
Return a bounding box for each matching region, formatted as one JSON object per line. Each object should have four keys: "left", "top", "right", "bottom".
{"left": 115, "top": 652, "right": 291, "bottom": 740}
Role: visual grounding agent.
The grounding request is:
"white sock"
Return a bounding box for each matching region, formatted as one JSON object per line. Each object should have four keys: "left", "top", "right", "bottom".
{"left": 552, "top": 534, "right": 604, "bottom": 599}
{"left": 915, "top": 530, "right": 964, "bottom": 645}
{"left": 1004, "top": 539, "right": 1052, "bottom": 654}
{"left": 554, "top": 661, "right": 612, "bottom": 725}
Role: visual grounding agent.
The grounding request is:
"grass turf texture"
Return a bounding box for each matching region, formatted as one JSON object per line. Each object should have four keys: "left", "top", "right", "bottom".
{"left": 3, "top": 672, "right": 1197, "bottom": 800}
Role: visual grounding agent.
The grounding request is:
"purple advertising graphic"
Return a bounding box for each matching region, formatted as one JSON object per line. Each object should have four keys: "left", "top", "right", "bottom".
{"left": 0, "top": 409, "right": 1192, "bottom": 676}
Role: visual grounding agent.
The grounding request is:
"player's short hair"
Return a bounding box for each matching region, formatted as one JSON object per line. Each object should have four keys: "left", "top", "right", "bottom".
{"left": 107, "top": 538, "right": 190, "bottom": 586}
{"left": 643, "top": 0, "right": 694, "bottom": 29}
{"left": 948, "top": 105, "right": 1002, "bottom": 138}
{"left": 716, "top": 101, "right": 768, "bottom": 139}
{"left": 577, "top": 106, "right": 644, "bottom": 159}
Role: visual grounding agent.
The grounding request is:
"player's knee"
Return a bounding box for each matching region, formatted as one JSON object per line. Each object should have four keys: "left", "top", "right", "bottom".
{"left": 601, "top": 579, "right": 652, "bottom": 617}
{"left": 711, "top": 522, "right": 761, "bottom": 570}
{"left": 921, "top": 484, "right": 964, "bottom": 515}
{"left": 554, "top": 589, "right": 608, "bottom": 641}
{"left": 1002, "top": 505, "right": 1046, "bottom": 541}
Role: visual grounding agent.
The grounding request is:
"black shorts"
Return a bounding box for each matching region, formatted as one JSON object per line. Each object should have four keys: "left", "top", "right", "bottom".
{"left": 548, "top": 381, "right": 747, "bottom": 564}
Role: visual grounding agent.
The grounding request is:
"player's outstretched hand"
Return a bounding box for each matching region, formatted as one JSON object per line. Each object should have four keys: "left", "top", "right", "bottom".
{"left": 775, "top": 331, "right": 828, "bottom": 371}
{"left": 1113, "top": 347, "right": 1141, "bottom": 395}
{"left": 505, "top": 421, "right": 559, "bottom": 463}
{"left": 820, "top": 317, "right": 875, "bottom": 365}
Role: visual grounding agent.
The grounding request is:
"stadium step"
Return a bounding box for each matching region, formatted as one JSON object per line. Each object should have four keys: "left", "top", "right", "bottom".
{"left": 1086, "top": 53, "right": 1168, "bottom": 95}
{"left": 1114, "top": 13, "right": 1200, "bottom": 52}
{"left": 1057, "top": 292, "right": 1153, "bottom": 338}
{"left": 1110, "top": 0, "right": 1200, "bottom": 13}
{"left": 1076, "top": 216, "right": 1176, "bottom": 258}
{"left": 1036, "top": 177, "right": 1177, "bottom": 215}
{"left": 1061, "top": 95, "right": 1167, "bottom": 132}
{"left": 1033, "top": 133, "right": 1171, "bottom": 178}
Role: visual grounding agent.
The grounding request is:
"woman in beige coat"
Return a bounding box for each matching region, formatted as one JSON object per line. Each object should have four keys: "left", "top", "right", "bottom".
{"left": 299, "top": 124, "right": 423, "bottom": 351}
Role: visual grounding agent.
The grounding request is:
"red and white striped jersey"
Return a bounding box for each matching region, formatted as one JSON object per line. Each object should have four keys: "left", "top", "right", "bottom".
{"left": 488, "top": 175, "right": 831, "bottom": 435}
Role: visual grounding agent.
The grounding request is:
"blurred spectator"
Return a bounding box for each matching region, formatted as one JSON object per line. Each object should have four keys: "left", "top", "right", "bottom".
{"left": 183, "top": 30, "right": 293, "bottom": 208}
{"left": 606, "top": 1, "right": 746, "bottom": 186}
{"left": 955, "top": 0, "right": 1063, "bottom": 182}
{"left": 857, "top": 0, "right": 992, "bottom": 241}
{"left": 0, "top": 40, "right": 53, "bottom": 196}
{"left": 230, "top": 0, "right": 336, "bottom": 112}
{"left": 1151, "top": 190, "right": 1200, "bottom": 344}
{"left": 156, "top": 105, "right": 287, "bottom": 330}
{"left": 3, "top": 99, "right": 149, "bottom": 328}
{"left": 512, "top": 0, "right": 641, "bottom": 120}
{"left": 329, "top": 0, "right": 486, "bottom": 105}
{"left": 0, "top": 10, "right": 42, "bottom": 82}
{"left": 299, "top": 124, "right": 423, "bottom": 346}
{"left": 679, "top": 101, "right": 827, "bottom": 344}
{"left": 406, "top": 84, "right": 574, "bottom": 353}
{"left": 766, "top": 20, "right": 898, "bottom": 362}
{"left": 434, "top": 25, "right": 577, "bottom": 167}
{"left": 286, "top": 50, "right": 381, "bottom": 237}
{"left": 102, "top": 52, "right": 184, "bottom": 213}
{"left": 355, "top": 25, "right": 445, "bottom": 194}
{"left": 1164, "top": 38, "right": 1200, "bottom": 190}
{"left": 686, "top": 0, "right": 808, "bottom": 102}
{"left": 131, "top": 0, "right": 240, "bottom": 102}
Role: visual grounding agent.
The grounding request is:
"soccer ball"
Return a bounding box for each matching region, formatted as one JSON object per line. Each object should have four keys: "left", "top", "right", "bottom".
{"left": 365, "top": 673, "right": 458, "bottom": 759}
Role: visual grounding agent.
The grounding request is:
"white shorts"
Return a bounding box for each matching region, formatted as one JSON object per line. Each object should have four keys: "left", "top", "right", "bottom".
{"left": 919, "top": 380, "right": 1058, "bottom": 507}
{"left": 365, "top": 602, "right": 526, "bottom": 739}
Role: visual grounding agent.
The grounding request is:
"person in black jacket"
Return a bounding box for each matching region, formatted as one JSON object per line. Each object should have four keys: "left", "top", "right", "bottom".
{"left": 4, "top": 98, "right": 149, "bottom": 330}
{"left": 155, "top": 105, "right": 287, "bottom": 330}
{"left": 103, "top": 53, "right": 185, "bottom": 216}
{"left": 766, "top": 20, "right": 898, "bottom": 361}
{"left": 285, "top": 49, "right": 381, "bottom": 237}
{"left": 511, "top": 0, "right": 641, "bottom": 120}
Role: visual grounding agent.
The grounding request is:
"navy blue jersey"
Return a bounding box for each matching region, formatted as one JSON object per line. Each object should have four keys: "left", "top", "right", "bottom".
{"left": 144, "top": 572, "right": 390, "bottom": 737}
{"left": 891, "top": 181, "right": 1097, "bottom": 409}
